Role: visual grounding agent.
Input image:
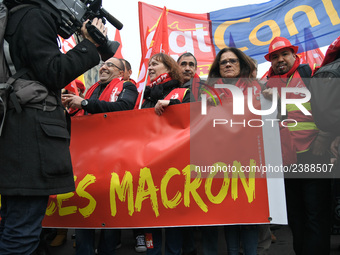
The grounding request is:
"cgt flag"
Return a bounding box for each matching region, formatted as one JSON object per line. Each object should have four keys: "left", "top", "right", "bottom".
{"left": 149, "top": 6, "right": 169, "bottom": 56}
{"left": 137, "top": 6, "right": 169, "bottom": 92}
{"left": 139, "top": 0, "right": 340, "bottom": 74}
{"left": 138, "top": 2, "right": 214, "bottom": 79}
{"left": 136, "top": 6, "right": 170, "bottom": 109}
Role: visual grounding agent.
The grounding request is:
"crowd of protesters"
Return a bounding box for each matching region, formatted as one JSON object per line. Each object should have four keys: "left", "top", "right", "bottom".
{"left": 41, "top": 35, "right": 340, "bottom": 255}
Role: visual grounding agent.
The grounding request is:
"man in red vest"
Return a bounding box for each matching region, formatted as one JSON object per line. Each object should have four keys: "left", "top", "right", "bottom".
{"left": 62, "top": 57, "right": 138, "bottom": 254}
{"left": 263, "top": 37, "right": 332, "bottom": 255}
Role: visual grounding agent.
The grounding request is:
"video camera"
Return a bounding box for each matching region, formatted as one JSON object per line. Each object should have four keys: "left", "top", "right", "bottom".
{"left": 32, "top": 0, "right": 123, "bottom": 39}
{"left": 53, "top": 0, "right": 123, "bottom": 39}
{"left": 15, "top": 0, "right": 122, "bottom": 59}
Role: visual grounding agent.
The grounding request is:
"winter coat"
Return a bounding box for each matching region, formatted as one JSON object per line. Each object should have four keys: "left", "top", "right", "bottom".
{"left": 0, "top": 5, "right": 100, "bottom": 195}
{"left": 141, "top": 79, "right": 190, "bottom": 109}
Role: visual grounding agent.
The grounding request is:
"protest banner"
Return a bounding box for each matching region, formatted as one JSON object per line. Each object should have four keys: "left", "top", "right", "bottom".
{"left": 42, "top": 98, "right": 287, "bottom": 228}
{"left": 138, "top": 0, "right": 340, "bottom": 79}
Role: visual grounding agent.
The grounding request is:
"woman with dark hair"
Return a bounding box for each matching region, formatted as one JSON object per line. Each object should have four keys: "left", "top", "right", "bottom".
{"left": 208, "top": 47, "right": 260, "bottom": 99}
{"left": 208, "top": 48, "right": 260, "bottom": 255}
{"left": 209, "top": 47, "right": 256, "bottom": 79}
{"left": 140, "top": 53, "right": 191, "bottom": 255}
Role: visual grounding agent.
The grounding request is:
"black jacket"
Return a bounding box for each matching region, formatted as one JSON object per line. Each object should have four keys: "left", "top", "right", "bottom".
{"left": 0, "top": 6, "right": 100, "bottom": 195}
{"left": 141, "top": 79, "right": 191, "bottom": 109}
{"left": 86, "top": 81, "right": 138, "bottom": 114}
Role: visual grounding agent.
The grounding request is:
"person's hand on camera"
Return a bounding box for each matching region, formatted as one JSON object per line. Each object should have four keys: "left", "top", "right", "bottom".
{"left": 81, "top": 17, "right": 107, "bottom": 46}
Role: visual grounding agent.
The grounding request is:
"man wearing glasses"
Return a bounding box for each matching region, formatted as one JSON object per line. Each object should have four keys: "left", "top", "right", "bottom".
{"left": 63, "top": 57, "right": 138, "bottom": 115}
{"left": 62, "top": 57, "right": 138, "bottom": 254}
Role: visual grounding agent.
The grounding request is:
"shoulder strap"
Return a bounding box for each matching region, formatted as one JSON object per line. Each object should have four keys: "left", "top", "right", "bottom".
{"left": 4, "top": 4, "right": 35, "bottom": 78}
{"left": 2, "top": 3, "right": 31, "bottom": 79}
{"left": 4, "top": 39, "right": 15, "bottom": 75}
{"left": 0, "top": 3, "right": 9, "bottom": 83}
{"left": 7, "top": 68, "right": 29, "bottom": 84}
{"left": 3, "top": 68, "right": 29, "bottom": 114}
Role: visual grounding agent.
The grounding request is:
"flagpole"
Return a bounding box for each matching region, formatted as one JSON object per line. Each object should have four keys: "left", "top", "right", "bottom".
{"left": 137, "top": 6, "right": 167, "bottom": 109}
{"left": 138, "top": 69, "right": 149, "bottom": 109}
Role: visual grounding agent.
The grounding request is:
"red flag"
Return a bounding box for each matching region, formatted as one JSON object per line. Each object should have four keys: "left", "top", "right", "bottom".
{"left": 297, "top": 49, "right": 324, "bottom": 72}
{"left": 296, "top": 28, "right": 324, "bottom": 73}
{"left": 137, "top": 6, "right": 169, "bottom": 91}
{"left": 113, "top": 29, "right": 123, "bottom": 59}
{"left": 64, "top": 80, "right": 79, "bottom": 96}
{"left": 135, "top": 27, "right": 151, "bottom": 92}
{"left": 149, "top": 7, "right": 169, "bottom": 56}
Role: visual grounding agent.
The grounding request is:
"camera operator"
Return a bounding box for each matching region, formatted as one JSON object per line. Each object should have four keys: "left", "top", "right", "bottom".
{"left": 0, "top": 1, "right": 110, "bottom": 254}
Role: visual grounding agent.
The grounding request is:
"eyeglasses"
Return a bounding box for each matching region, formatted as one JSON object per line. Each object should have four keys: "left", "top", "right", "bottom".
{"left": 219, "top": 58, "right": 239, "bottom": 66}
{"left": 100, "top": 62, "right": 122, "bottom": 70}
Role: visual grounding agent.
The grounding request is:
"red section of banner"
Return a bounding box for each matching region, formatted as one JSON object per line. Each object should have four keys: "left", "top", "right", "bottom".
{"left": 137, "top": 2, "right": 215, "bottom": 88}
{"left": 190, "top": 97, "right": 269, "bottom": 224}
{"left": 42, "top": 101, "right": 271, "bottom": 228}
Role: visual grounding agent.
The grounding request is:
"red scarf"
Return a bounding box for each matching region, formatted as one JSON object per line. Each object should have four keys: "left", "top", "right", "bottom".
{"left": 266, "top": 56, "right": 300, "bottom": 94}
{"left": 267, "top": 55, "right": 300, "bottom": 80}
{"left": 215, "top": 78, "right": 261, "bottom": 96}
{"left": 128, "top": 78, "right": 137, "bottom": 86}
{"left": 85, "top": 78, "right": 123, "bottom": 102}
{"left": 134, "top": 73, "right": 173, "bottom": 109}
{"left": 148, "top": 73, "right": 171, "bottom": 88}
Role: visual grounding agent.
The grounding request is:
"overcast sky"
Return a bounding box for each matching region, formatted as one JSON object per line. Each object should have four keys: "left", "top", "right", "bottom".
{"left": 100, "top": 0, "right": 327, "bottom": 80}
